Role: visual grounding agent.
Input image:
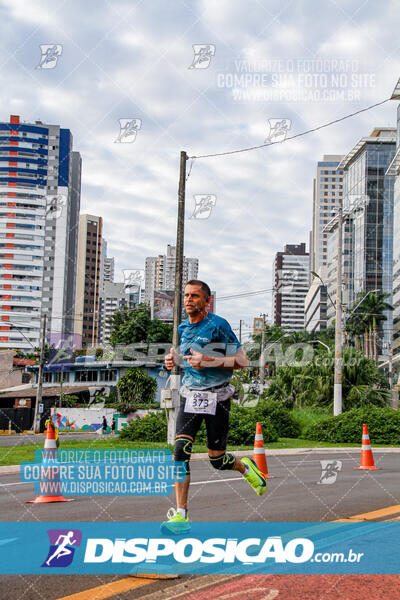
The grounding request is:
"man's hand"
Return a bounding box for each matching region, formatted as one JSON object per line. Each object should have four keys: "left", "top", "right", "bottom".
{"left": 165, "top": 347, "right": 177, "bottom": 370}
{"left": 183, "top": 347, "right": 249, "bottom": 370}
{"left": 183, "top": 348, "right": 218, "bottom": 370}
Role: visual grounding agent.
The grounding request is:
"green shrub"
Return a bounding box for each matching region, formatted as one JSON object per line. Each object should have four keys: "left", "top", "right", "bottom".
{"left": 227, "top": 403, "right": 278, "bottom": 445}
{"left": 119, "top": 411, "right": 167, "bottom": 442}
{"left": 290, "top": 408, "right": 330, "bottom": 437}
{"left": 118, "top": 403, "right": 279, "bottom": 446}
{"left": 194, "top": 404, "right": 279, "bottom": 446}
{"left": 257, "top": 400, "right": 300, "bottom": 438}
{"left": 304, "top": 406, "right": 400, "bottom": 444}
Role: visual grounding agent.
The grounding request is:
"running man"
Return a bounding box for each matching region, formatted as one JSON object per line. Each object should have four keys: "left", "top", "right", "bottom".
{"left": 45, "top": 531, "right": 77, "bottom": 566}
{"left": 162, "top": 280, "right": 266, "bottom": 534}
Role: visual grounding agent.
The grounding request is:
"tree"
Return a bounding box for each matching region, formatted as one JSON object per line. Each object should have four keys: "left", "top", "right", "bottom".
{"left": 109, "top": 304, "right": 151, "bottom": 347}
{"left": 265, "top": 345, "right": 388, "bottom": 410}
{"left": 117, "top": 367, "right": 157, "bottom": 410}
{"left": 147, "top": 319, "right": 173, "bottom": 343}
{"left": 345, "top": 292, "right": 393, "bottom": 361}
{"left": 109, "top": 304, "right": 173, "bottom": 348}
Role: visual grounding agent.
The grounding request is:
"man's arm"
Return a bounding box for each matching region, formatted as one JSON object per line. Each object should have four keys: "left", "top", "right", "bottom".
{"left": 183, "top": 347, "right": 248, "bottom": 370}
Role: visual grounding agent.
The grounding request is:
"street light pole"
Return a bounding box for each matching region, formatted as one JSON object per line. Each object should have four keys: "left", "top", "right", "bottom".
{"left": 333, "top": 208, "right": 343, "bottom": 416}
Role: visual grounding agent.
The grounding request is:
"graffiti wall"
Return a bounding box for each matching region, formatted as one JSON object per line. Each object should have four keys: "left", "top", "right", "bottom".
{"left": 51, "top": 407, "right": 160, "bottom": 433}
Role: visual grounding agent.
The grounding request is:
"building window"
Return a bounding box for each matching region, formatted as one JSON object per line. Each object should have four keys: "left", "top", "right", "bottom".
{"left": 100, "top": 369, "right": 117, "bottom": 382}
{"left": 75, "top": 370, "right": 98, "bottom": 382}
{"left": 54, "top": 371, "right": 69, "bottom": 383}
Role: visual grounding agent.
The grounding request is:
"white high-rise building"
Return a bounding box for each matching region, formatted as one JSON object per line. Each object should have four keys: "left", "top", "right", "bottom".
{"left": 144, "top": 244, "right": 199, "bottom": 304}
{"left": 0, "top": 115, "right": 81, "bottom": 351}
{"left": 98, "top": 281, "right": 137, "bottom": 344}
{"left": 100, "top": 238, "right": 115, "bottom": 292}
{"left": 310, "top": 155, "right": 344, "bottom": 274}
{"left": 272, "top": 243, "right": 309, "bottom": 331}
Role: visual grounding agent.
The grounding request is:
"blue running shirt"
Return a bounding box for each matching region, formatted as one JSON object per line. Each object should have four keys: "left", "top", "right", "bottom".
{"left": 178, "top": 312, "right": 242, "bottom": 389}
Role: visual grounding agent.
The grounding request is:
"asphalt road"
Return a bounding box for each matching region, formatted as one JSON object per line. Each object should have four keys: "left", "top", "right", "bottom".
{"left": 1, "top": 451, "right": 399, "bottom": 599}
{"left": 0, "top": 432, "right": 99, "bottom": 446}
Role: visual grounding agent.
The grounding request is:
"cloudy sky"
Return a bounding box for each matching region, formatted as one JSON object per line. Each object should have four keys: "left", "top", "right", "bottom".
{"left": 1, "top": 0, "right": 399, "bottom": 339}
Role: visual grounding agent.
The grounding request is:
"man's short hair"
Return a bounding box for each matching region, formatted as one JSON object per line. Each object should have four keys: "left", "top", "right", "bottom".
{"left": 186, "top": 280, "right": 211, "bottom": 301}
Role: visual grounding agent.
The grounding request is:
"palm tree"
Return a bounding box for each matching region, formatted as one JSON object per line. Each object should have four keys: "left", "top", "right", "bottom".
{"left": 358, "top": 292, "right": 393, "bottom": 361}
{"left": 345, "top": 292, "right": 393, "bottom": 361}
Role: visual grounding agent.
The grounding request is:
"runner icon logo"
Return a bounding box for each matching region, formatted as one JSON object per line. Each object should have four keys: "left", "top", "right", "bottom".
{"left": 317, "top": 460, "right": 342, "bottom": 484}
{"left": 42, "top": 529, "right": 82, "bottom": 568}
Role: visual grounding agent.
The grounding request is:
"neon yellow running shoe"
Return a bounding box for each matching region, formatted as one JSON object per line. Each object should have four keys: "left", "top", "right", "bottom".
{"left": 242, "top": 457, "right": 267, "bottom": 496}
{"left": 160, "top": 508, "right": 191, "bottom": 535}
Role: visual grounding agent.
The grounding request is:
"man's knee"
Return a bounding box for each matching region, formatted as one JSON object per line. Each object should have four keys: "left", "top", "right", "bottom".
{"left": 174, "top": 436, "right": 193, "bottom": 474}
{"left": 209, "top": 452, "right": 236, "bottom": 471}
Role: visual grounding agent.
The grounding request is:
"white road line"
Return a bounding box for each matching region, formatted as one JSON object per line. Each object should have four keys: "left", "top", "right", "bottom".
{"left": 0, "top": 482, "right": 29, "bottom": 486}
{"left": 286, "top": 458, "right": 358, "bottom": 465}
{"left": 191, "top": 477, "right": 242, "bottom": 486}
{"left": 0, "top": 478, "right": 243, "bottom": 488}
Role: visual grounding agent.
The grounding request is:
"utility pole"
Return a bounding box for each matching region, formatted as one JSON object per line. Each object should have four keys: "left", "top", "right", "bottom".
{"left": 239, "top": 319, "right": 243, "bottom": 344}
{"left": 334, "top": 208, "right": 343, "bottom": 416}
{"left": 165, "top": 151, "right": 187, "bottom": 444}
{"left": 259, "top": 313, "right": 267, "bottom": 396}
{"left": 33, "top": 313, "right": 47, "bottom": 433}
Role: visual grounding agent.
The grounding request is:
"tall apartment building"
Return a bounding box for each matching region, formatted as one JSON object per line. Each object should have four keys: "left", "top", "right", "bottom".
{"left": 272, "top": 243, "right": 309, "bottom": 331}
{"left": 310, "top": 155, "right": 344, "bottom": 274}
{"left": 98, "top": 281, "right": 137, "bottom": 344}
{"left": 327, "top": 128, "right": 396, "bottom": 354}
{"left": 103, "top": 257, "right": 114, "bottom": 285}
{"left": 0, "top": 115, "right": 81, "bottom": 351}
{"left": 100, "top": 239, "right": 114, "bottom": 292}
{"left": 388, "top": 99, "right": 400, "bottom": 353}
{"left": 74, "top": 215, "right": 102, "bottom": 348}
{"left": 304, "top": 266, "right": 328, "bottom": 332}
{"left": 144, "top": 244, "right": 199, "bottom": 304}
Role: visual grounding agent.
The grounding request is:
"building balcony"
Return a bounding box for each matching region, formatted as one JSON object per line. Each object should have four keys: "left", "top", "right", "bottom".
{"left": 0, "top": 268, "right": 42, "bottom": 277}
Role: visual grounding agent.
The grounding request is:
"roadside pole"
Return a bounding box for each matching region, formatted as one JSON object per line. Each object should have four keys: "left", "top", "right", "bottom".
{"left": 162, "top": 151, "right": 187, "bottom": 444}
{"left": 259, "top": 313, "right": 266, "bottom": 397}
{"left": 33, "top": 313, "right": 46, "bottom": 433}
{"left": 334, "top": 208, "right": 343, "bottom": 416}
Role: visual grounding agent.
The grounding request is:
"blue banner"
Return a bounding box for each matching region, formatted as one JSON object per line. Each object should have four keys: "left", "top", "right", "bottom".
{"left": 0, "top": 522, "right": 399, "bottom": 574}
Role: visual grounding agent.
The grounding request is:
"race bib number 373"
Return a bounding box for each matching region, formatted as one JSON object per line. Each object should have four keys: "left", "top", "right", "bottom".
{"left": 184, "top": 391, "right": 217, "bottom": 415}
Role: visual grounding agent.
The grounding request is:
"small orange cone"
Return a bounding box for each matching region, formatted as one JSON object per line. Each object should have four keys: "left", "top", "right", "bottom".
{"left": 354, "top": 424, "right": 380, "bottom": 471}
{"left": 26, "top": 419, "right": 73, "bottom": 503}
{"left": 252, "top": 422, "right": 272, "bottom": 478}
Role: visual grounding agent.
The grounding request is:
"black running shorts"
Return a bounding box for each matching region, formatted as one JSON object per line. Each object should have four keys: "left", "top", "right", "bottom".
{"left": 175, "top": 397, "right": 231, "bottom": 450}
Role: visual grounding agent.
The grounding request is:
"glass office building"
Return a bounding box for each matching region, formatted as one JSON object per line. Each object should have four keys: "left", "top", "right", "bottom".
{"left": 337, "top": 128, "right": 396, "bottom": 355}
{"left": 388, "top": 105, "right": 400, "bottom": 353}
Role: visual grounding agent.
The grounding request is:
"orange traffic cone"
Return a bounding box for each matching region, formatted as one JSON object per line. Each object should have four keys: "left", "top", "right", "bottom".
{"left": 26, "top": 419, "right": 73, "bottom": 503}
{"left": 252, "top": 422, "right": 272, "bottom": 478}
{"left": 354, "top": 424, "right": 380, "bottom": 471}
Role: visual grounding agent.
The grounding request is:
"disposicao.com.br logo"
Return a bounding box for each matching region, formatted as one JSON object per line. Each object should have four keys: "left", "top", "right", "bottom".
{"left": 84, "top": 535, "right": 314, "bottom": 565}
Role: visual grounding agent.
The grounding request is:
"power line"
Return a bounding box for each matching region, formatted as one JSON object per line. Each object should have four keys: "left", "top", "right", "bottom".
{"left": 189, "top": 98, "right": 391, "bottom": 160}
{"left": 218, "top": 288, "right": 275, "bottom": 301}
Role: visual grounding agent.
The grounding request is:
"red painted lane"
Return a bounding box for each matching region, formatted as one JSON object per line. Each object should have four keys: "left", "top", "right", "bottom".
{"left": 177, "top": 575, "right": 400, "bottom": 600}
